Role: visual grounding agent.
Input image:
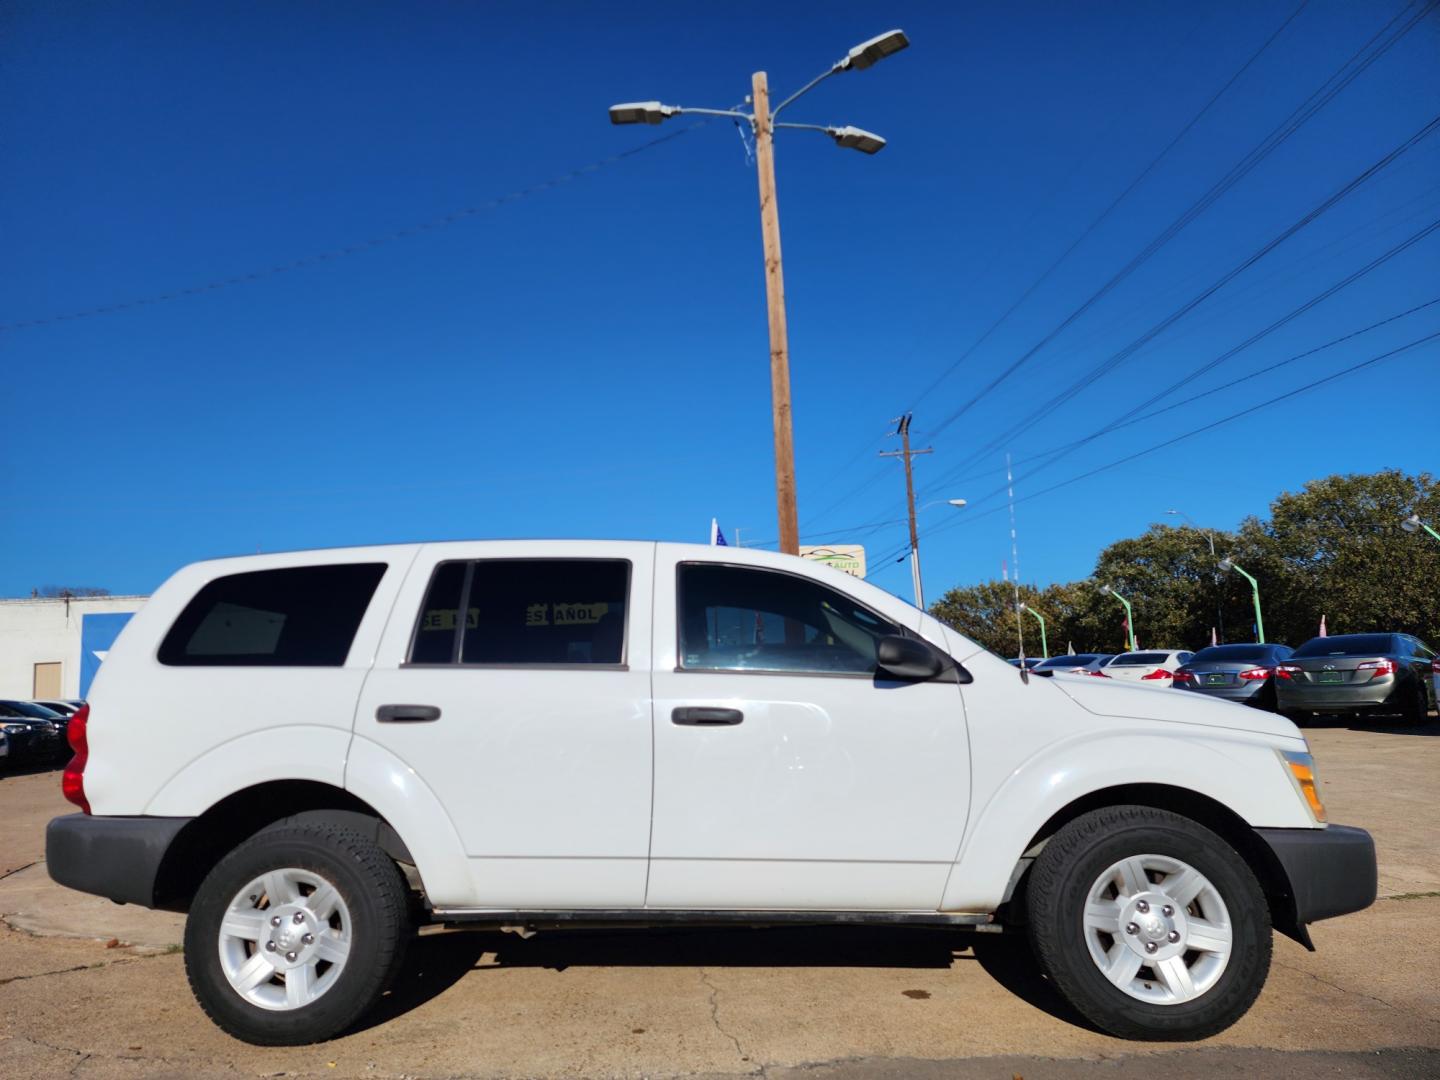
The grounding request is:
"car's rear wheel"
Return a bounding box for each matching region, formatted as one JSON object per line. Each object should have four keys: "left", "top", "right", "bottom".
{"left": 1026, "top": 805, "right": 1270, "bottom": 1040}
{"left": 1398, "top": 682, "right": 1427, "bottom": 725}
{"left": 184, "top": 821, "right": 411, "bottom": 1045}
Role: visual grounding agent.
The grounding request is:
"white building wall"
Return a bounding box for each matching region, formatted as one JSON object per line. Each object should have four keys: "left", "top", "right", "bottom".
{"left": 0, "top": 596, "right": 149, "bottom": 699}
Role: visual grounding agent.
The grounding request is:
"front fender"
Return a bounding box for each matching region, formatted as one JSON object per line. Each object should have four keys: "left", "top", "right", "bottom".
{"left": 939, "top": 728, "right": 1314, "bottom": 913}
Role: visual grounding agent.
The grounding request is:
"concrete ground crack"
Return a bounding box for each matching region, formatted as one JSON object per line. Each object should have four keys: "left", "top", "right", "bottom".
{"left": 1273, "top": 960, "right": 1440, "bottom": 1026}
{"left": 0, "top": 956, "right": 140, "bottom": 987}
{"left": 698, "top": 966, "right": 766, "bottom": 1075}
{"left": 0, "top": 860, "right": 39, "bottom": 882}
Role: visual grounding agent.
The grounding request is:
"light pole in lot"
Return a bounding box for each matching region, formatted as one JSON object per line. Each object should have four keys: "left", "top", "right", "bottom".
{"left": 1168, "top": 508, "right": 1224, "bottom": 642}
{"left": 609, "top": 30, "right": 909, "bottom": 556}
{"left": 1402, "top": 513, "right": 1440, "bottom": 543}
{"left": 1019, "top": 602, "right": 1049, "bottom": 659}
{"left": 892, "top": 495, "right": 967, "bottom": 610}
{"left": 1219, "top": 557, "right": 1265, "bottom": 644}
{"left": 1098, "top": 584, "right": 1137, "bottom": 652}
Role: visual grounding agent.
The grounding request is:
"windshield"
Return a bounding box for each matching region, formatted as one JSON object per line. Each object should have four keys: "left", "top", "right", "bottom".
{"left": 1107, "top": 652, "right": 1172, "bottom": 666}
{"left": 1293, "top": 634, "right": 1394, "bottom": 658}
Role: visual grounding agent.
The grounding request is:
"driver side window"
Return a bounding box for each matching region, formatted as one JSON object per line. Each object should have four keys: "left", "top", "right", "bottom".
{"left": 678, "top": 563, "right": 899, "bottom": 675}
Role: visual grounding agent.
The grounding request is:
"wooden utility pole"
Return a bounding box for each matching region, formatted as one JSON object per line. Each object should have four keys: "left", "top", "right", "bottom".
{"left": 751, "top": 71, "right": 799, "bottom": 556}
{"left": 879, "top": 414, "right": 933, "bottom": 607}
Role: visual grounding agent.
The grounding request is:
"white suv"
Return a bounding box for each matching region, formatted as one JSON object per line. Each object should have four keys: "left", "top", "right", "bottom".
{"left": 47, "top": 541, "right": 1375, "bottom": 1046}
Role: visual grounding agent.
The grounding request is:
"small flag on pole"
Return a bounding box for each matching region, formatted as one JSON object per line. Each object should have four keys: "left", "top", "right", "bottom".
{"left": 1211, "top": 627, "right": 1219, "bottom": 647}
{"left": 1319, "top": 614, "right": 1327, "bottom": 637}
{"left": 709, "top": 518, "right": 728, "bottom": 546}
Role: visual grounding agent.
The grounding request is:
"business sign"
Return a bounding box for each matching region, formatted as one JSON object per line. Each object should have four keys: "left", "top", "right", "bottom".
{"left": 80, "top": 612, "right": 135, "bottom": 698}
{"left": 800, "top": 545, "right": 866, "bottom": 579}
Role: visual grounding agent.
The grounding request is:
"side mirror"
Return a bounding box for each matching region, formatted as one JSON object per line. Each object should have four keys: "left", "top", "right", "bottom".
{"left": 876, "top": 635, "right": 944, "bottom": 680}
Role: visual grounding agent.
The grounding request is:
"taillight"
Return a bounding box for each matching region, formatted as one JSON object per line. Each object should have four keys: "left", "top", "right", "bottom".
{"left": 1276, "top": 664, "right": 1301, "bottom": 680}
{"left": 1357, "top": 659, "right": 1397, "bottom": 677}
{"left": 1141, "top": 669, "right": 1173, "bottom": 680}
{"left": 1172, "top": 669, "right": 1196, "bottom": 684}
{"left": 61, "top": 704, "right": 89, "bottom": 814}
{"left": 1433, "top": 658, "right": 1440, "bottom": 674}
{"left": 1238, "top": 667, "right": 1273, "bottom": 681}
{"left": 1085, "top": 669, "right": 1110, "bottom": 678}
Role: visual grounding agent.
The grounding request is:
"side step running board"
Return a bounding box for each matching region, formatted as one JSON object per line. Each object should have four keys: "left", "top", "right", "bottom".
{"left": 431, "top": 907, "right": 994, "bottom": 930}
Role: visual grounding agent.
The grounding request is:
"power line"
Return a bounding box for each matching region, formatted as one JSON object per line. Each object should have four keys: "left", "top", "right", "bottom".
{"left": 896, "top": 328, "right": 1440, "bottom": 570}
{"left": 924, "top": 0, "right": 1437, "bottom": 442}
{"left": 934, "top": 110, "right": 1440, "bottom": 485}
{"left": 902, "top": 0, "right": 1314, "bottom": 420}
{"left": 926, "top": 213, "right": 1440, "bottom": 501}
{"left": 0, "top": 121, "right": 709, "bottom": 334}
{"left": 828, "top": 295, "right": 1440, "bottom": 563}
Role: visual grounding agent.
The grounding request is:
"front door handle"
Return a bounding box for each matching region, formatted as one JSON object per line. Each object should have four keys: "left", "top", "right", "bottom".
{"left": 376, "top": 704, "right": 441, "bottom": 723}
{"left": 671, "top": 706, "right": 744, "bottom": 726}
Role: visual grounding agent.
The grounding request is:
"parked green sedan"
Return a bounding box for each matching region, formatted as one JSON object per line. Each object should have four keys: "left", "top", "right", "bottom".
{"left": 1276, "top": 633, "right": 1435, "bottom": 725}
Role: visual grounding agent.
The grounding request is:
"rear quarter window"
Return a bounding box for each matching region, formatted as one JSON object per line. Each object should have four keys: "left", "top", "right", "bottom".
{"left": 158, "top": 563, "right": 387, "bottom": 666}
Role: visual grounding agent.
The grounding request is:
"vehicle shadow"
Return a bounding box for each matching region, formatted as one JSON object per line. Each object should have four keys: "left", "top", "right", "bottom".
{"left": 1301, "top": 711, "right": 1440, "bottom": 736}
{"left": 358, "top": 924, "right": 1096, "bottom": 1033}
{"left": 0, "top": 760, "right": 63, "bottom": 781}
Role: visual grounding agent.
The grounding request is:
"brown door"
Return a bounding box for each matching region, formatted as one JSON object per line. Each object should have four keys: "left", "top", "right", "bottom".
{"left": 33, "top": 662, "right": 62, "bottom": 699}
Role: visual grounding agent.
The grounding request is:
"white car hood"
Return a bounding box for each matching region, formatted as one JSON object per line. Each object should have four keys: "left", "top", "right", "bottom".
{"left": 1050, "top": 673, "right": 1303, "bottom": 741}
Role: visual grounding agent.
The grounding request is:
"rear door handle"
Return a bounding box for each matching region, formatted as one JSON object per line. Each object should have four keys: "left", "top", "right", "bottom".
{"left": 671, "top": 706, "right": 744, "bottom": 726}
{"left": 376, "top": 704, "right": 441, "bottom": 723}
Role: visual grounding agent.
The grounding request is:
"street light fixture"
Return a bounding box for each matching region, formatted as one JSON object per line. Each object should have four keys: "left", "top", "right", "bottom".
{"left": 1097, "top": 583, "right": 1137, "bottom": 652}
{"left": 1168, "top": 508, "right": 1224, "bottom": 642}
{"left": 905, "top": 496, "right": 967, "bottom": 609}
{"left": 1219, "top": 557, "right": 1265, "bottom": 644}
{"left": 608, "top": 31, "right": 907, "bottom": 556}
{"left": 1019, "top": 602, "right": 1049, "bottom": 660}
{"left": 1402, "top": 513, "right": 1440, "bottom": 542}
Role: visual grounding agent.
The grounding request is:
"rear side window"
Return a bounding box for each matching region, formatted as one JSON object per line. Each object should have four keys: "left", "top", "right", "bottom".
{"left": 408, "top": 559, "right": 629, "bottom": 666}
{"left": 1036, "top": 654, "right": 1104, "bottom": 668}
{"left": 159, "top": 564, "right": 386, "bottom": 666}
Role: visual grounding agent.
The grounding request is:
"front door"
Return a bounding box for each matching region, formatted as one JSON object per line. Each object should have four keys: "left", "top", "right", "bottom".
{"left": 647, "top": 551, "right": 971, "bottom": 910}
{"left": 355, "top": 542, "right": 654, "bottom": 909}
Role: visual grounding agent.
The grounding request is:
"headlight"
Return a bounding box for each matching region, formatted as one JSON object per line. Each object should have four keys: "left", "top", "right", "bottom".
{"left": 1279, "top": 750, "right": 1326, "bottom": 823}
{"left": 3, "top": 723, "right": 28, "bottom": 734}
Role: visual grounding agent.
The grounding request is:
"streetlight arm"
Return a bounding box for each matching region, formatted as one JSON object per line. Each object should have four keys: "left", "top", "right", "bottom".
{"left": 770, "top": 66, "right": 841, "bottom": 119}
{"left": 676, "top": 106, "right": 753, "bottom": 121}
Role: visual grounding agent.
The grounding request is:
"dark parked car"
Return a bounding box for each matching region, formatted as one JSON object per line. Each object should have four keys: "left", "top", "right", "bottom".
{"left": 1031, "top": 653, "right": 1114, "bottom": 677}
{"left": 1276, "top": 633, "right": 1436, "bottom": 725}
{"left": 33, "top": 699, "right": 84, "bottom": 717}
{"left": 0, "top": 702, "right": 65, "bottom": 764}
{"left": 0, "top": 699, "right": 71, "bottom": 737}
{"left": 1172, "top": 643, "right": 1294, "bottom": 710}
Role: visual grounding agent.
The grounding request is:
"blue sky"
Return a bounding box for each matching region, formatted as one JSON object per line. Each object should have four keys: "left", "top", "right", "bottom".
{"left": 3, "top": 1, "right": 1438, "bottom": 601}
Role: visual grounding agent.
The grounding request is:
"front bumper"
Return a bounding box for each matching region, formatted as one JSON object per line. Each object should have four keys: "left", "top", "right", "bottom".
{"left": 1256, "top": 824, "right": 1377, "bottom": 926}
{"left": 47, "top": 813, "right": 191, "bottom": 907}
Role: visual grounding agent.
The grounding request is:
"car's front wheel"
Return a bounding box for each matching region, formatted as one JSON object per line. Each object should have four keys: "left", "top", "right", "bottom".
{"left": 1026, "top": 805, "right": 1270, "bottom": 1040}
{"left": 184, "top": 821, "right": 411, "bottom": 1045}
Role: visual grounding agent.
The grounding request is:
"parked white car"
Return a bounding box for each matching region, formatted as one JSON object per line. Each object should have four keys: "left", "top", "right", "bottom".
{"left": 47, "top": 541, "right": 1374, "bottom": 1046}
{"left": 1100, "top": 650, "right": 1196, "bottom": 684}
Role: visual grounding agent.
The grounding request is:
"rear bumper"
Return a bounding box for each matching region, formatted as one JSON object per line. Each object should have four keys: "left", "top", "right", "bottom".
{"left": 1256, "top": 824, "right": 1376, "bottom": 925}
{"left": 46, "top": 813, "right": 191, "bottom": 907}
{"left": 1175, "top": 683, "right": 1265, "bottom": 704}
{"left": 1276, "top": 681, "right": 1398, "bottom": 710}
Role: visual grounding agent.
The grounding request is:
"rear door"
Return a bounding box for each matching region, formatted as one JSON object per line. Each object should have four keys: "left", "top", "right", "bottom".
{"left": 647, "top": 549, "right": 970, "bottom": 911}
{"left": 353, "top": 542, "right": 654, "bottom": 909}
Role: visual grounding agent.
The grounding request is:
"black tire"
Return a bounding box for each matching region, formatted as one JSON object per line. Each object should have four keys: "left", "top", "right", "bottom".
{"left": 1398, "top": 682, "right": 1426, "bottom": 726}
{"left": 1026, "top": 805, "right": 1271, "bottom": 1041}
{"left": 184, "top": 821, "right": 411, "bottom": 1045}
